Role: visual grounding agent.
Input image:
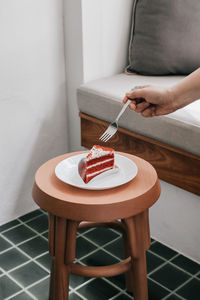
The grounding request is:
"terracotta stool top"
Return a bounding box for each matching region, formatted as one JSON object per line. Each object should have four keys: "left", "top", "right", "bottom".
{"left": 32, "top": 151, "right": 161, "bottom": 222}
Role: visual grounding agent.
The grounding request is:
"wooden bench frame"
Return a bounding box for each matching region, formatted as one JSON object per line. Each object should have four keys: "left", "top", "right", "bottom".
{"left": 80, "top": 112, "right": 200, "bottom": 196}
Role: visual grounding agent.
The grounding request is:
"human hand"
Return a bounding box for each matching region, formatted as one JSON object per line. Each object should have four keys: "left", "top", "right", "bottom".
{"left": 123, "top": 85, "right": 175, "bottom": 117}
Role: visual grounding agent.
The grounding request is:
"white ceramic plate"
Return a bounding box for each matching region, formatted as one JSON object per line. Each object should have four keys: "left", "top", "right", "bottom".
{"left": 55, "top": 153, "right": 138, "bottom": 190}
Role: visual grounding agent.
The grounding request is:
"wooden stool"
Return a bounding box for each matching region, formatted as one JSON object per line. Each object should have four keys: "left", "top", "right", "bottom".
{"left": 32, "top": 151, "right": 160, "bottom": 300}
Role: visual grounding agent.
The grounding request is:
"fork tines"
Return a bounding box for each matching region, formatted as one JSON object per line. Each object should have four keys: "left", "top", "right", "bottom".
{"left": 99, "top": 125, "right": 117, "bottom": 142}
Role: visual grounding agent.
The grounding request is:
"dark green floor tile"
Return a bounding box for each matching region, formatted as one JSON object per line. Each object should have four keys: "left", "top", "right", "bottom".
{"left": 113, "top": 293, "right": 132, "bottom": 299}
{"left": 171, "top": 255, "right": 200, "bottom": 275}
{"left": 176, "top": 278, "right": 200, "bottom": 300}
{"left": 19, "top": 209, "right": 43, "bottom": 222}
{"left": 36, "top": 253, "right": 51, "bottom": 271}
{"left": 69, "top": 293, "right": 83, "bottom": 300}
{"left": 0, "top": 220, "right": 20, "bottom": 233}
{"left": 9, "top": 291, "right": 33, "bottom": 300}
{"left": 106, "top": 273, "right": 126, "bottom": 290}
{"left": 77, "top": 278, "right": 119, "bottom": 299}
{"left": 104, "top": 237, "right": 124, "bottom": 260}
{"left": 150, "top": 242, "right": 177, "bottom": 260}
{"left": 26, "top": 214, "right": 48, "bottom": 233}
{"left": 84, "top": 227, "right": 119, "bottom": 246}
{"left": 146, "top": 251, "right": 165, "bottom": 274}
{"left": 0, "top": 235, "right": 12, "bottom": 252}
{"left": 164, "top": 294, "right": 183, "bottom": 300}
{"left": 148, "top": 278, "right": 169, "bottom": 300}
{"left": 28, "top": 277, "right": 50, "bottom": 300}
{"left": 0, "top": 275, "right": 21, "bottom": 298}
{"left": 2, "top": 225, "right": 35, "bottom": 244}
{"left": 0, "top": 248, "right": 29, "bottom": 271}
{"left": 69, "top": 273, "right": 91, "bottom": 288}
{"left": 75, "top": 236, "right": 97, "bottom": 259}
{"left": 18, "top": 236, "right": 48, "bottom": 258}
{"left": 197, "top": 273, "right": 200, "bottom": 279}
{"left": 81, "top": 249, "right": 119, "bottom": 267}
{"left": 150, "top": 263, "right": 190, "bottom": 290}
{"left": 10, "top": 261, "right": 48, "bottom": 287}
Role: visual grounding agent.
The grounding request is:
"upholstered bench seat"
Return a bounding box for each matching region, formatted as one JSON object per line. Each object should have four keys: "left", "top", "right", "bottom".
{"left": 77, "top": 73, "right": 200, "bottom": 156}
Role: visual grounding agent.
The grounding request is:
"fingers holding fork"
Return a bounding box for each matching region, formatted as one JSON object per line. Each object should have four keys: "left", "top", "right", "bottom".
{"left": 123, "top": 85, "right": 152, "bottom": 114}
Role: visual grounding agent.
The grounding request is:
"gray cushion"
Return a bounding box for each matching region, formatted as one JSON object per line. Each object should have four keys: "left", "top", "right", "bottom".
{"left": 126, "top": 0, "right": 200, "bottom": 75}
{"left": 77, "top": 73, "right": 200, "bottom": 156}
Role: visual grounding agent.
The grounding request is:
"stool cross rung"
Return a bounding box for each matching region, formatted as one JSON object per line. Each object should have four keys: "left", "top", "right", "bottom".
{"left": 70, "top": 257, "right": 132, "bottom": 278}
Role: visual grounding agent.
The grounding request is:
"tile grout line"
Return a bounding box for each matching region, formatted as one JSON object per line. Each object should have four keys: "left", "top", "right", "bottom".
{"left": 0, "top": 226, "right": 52, "bottom": 299}
{"left": 5, "top": 214, "right": 116, "bottom": 299}
{"left": 17, "top": 217, "right": 49, "bottom": 241}
{"left": 76, "top": 234, "right": 122, "bottom": 262}
{"left": 148, "top": 276, "right": 173, "bottom": 294}
{"left": 69, "top": 279, "right": 93, "bottom": 300}
{"left": 79, "top": 228, "right": 122, "bottom": 245}
{"left": 2, "top": 218, "right": 122, "bottom": 299}
{"left": 147, "top": 252, "right": 199, "bottom": 299}
{"left": 3, "top": 271, "right": 41, "bottom": 300}
{"left": 162, "top": 272, "right": 199, "bottom": 300}
{"left": 69, "top": 289, "right": 87, "bottom": 300}
{"left": 0, "top": 231, "right": 48, "bottom": 256}
{"left": 103, "top": 276, "right": 133, "bottom": 298}
{"left": 5, "top": 290, "right": 37, "bottom": 300}
{"left": 148, "top": 249, "right": 200, "bottom": 278}
{"left": 0, "top": 214, "right": 49, "bottom": 258}
{"left": 0, "top": 233, "right": 50, "bottom": 274}
{"left": 2, "top": 261, "right": 49, "bottom": 299}
{"left": 162, "top": 292, "right": 186, "bottom": 300}
{"left": 78, "top": 233, "right": 200, "bottom": 283}
{"left": 1, "top": 211, "right": 199, "bottom": 299}
{"left": 5, "top": 274, "right": 50, "bottom": 300}
{"left": 110, "top": 291, "right": 132, "bottom": 300}
{"left": 0, "top": 210, "right": 45, "bottom": 235}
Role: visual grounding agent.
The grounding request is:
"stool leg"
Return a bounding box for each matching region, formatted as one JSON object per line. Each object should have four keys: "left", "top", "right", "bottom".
{"left": 124, "top": 212, "right": 150, "bottom": 300}
{"left": 122, "top": 221, "right": 134, "bottom": 294}
{"left": 48, "top": 214, "right": 56, "bottom": 300}
{"left": 64, "top": 220, "right": 78, "bottom": 281}
{"left": 49, "top": 258, "right": 56, "bottom": 300}
{"left": 50, "top": 216, "right": 68, "bottom": 300}
{"left": 144, "top": 209, "right": 151, "bottom": 250}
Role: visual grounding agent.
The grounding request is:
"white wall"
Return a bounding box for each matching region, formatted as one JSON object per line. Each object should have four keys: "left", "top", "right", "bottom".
{"left": 64, "top": 0, "right": 200, "bottom": 262}
{"left": 82, "top": 0, "right": 133, "bottom": 82}
{"left": 63, "top": 0, "right": 84, "bottom": 152}
{"left": 150, "top": 180, "right": 200, "bottom": 263}
{"left": 64, "top": 0, "right": 133, "bottom": 151}
{"left": 0, "top": 0, "right": 68, "bottom": 225}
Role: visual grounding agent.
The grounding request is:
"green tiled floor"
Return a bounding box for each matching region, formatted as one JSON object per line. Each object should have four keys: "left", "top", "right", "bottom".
{"left": 0, "top": 209, "right": 199, "bottom": 300}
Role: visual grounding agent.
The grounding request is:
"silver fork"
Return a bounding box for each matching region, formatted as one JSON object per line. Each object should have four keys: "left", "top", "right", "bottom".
{"left": 99, "top": 86, "right": 139, "bottom": 142}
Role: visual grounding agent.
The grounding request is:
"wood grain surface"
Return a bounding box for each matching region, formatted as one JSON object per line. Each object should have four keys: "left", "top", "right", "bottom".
{"left": 80, "top": 112, "right": 200, "bottom": 195}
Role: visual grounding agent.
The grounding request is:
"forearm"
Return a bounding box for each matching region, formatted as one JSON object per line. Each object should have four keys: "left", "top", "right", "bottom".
{"left": 171, "top": 68, "right": 200, "bottom": 109}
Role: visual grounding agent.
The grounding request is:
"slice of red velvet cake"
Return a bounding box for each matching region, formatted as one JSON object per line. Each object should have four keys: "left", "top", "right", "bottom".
{"left": 78, "top": 145, "right": 115, "bottom": 183}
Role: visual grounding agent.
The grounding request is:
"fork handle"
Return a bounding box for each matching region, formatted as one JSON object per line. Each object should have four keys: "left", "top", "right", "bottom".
{"left": 115, "top": 86, "right": 141, "bottom": 122}
{"left": 115, "top": 100, "right": 131, "bottom": 122}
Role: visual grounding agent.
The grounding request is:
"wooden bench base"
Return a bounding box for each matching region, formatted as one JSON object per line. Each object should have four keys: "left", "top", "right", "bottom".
{"left": 80, "top": 112, "right": 200, "bottom": 195}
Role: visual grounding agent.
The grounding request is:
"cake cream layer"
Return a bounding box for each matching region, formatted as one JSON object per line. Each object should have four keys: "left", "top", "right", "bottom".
{"left": 86, "top": 158, "right": 113, "bottom": 169}
{"left": 86, "top": 159, "right": 114, "bottom": 175}
{"left": 87, "top": 154, "right": 114, "bottom": 166}
{"left": 86, "top": 166, "right": 113, "bottom": 179}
